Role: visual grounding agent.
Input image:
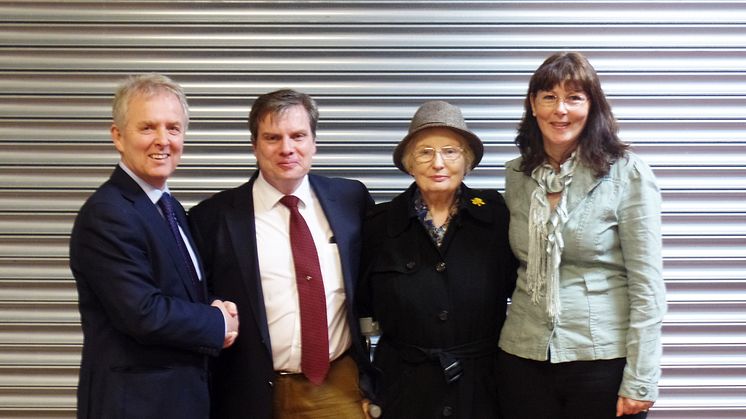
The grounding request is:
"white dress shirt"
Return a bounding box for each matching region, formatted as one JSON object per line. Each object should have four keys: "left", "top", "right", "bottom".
{"left": 253, "top": 172, "right": 351, "bottom": 372}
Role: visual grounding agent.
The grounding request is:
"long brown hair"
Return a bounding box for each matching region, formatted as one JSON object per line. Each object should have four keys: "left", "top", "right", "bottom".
{"left": 515, "top": 52, "right": 628, "bottom": 177}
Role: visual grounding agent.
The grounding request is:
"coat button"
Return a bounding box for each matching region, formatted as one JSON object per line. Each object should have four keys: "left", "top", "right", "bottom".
{"left": 442, "top": 406, "right": 453, "bottom": 417}
{"left": 435, "top": 262, "right": 446, "bottom": 272}
{"left": 438, "top": 310, "right": 449, "bottom": 321}
{"left": 406, "top": 261, "right": 416, "bottom": 270}
{"left": 637, "top": 386, "right": 648, "bottom": 397}
{"left": 268, "top": 380, "right": 274, "bottom": 387}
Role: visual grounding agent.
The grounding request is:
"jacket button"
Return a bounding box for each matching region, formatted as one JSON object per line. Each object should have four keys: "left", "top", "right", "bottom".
{"left": 442, "top": 406, "right": 453, "bottom": 416}
{"left": 268, "top": 380, "right": 274, "bottom": 387}
{"left": 435, "top": 262, "right": 446, "bottom": 272}
{"left": 406, "top": 261, "right": 416, "bottom": 270}
{"left": 637, "top": 386, "right": 648, "bottom": 397}
{"left": 438, "top": 310, "right": 449, "bottom": 321}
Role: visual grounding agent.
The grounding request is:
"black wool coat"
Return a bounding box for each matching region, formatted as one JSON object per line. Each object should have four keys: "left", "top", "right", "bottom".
{"left": 358, "top": 183, "right": 517, "bottom": 419}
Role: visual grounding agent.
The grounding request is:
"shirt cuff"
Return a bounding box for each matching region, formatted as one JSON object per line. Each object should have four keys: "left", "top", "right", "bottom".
{"left": 619, "top": 373, "right": 659, "bottom": 401}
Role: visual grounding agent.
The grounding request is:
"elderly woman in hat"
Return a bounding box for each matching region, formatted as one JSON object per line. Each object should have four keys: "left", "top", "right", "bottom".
{"left": 357, "top": 101, "right": 517, "bottom": 418}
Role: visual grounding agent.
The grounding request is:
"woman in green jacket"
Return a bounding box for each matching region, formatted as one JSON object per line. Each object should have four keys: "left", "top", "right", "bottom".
{"left": 498, "top": 52, "right": 667, "bottom": 419}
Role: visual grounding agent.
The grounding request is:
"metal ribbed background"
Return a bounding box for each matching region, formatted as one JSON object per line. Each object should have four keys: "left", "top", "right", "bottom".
{"left": 0, "top": 1, "right": 744, "bottom": 417}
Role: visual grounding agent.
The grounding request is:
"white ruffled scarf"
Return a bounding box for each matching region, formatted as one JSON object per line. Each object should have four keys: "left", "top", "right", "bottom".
{"left": 527, "top": 153, "right": 577, "bottom": 324}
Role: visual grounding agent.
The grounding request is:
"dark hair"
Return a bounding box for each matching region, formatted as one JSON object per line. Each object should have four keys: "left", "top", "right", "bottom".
{"left": 248, "top": 89, "right": 319, "bottom": 142}
{"left": 515, "top": 52, "right": 628, "bottom": 177}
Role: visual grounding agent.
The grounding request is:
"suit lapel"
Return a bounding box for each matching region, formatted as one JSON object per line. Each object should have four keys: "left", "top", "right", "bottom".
{"left": 309, "top": 175, "right": 354, "bottom": 302}
{"left": 226, "top": 175, "right": 273, "bottom": 354}
{"left": 172, "top": 199, "right": 208, "bottom": 302}
{"left": 110, "top": 166, "right": 203, "bottom": 302}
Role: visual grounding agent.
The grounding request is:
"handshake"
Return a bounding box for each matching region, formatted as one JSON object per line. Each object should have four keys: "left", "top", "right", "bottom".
{"left": 211, "top": 299, "right": 239, "bottom": 348}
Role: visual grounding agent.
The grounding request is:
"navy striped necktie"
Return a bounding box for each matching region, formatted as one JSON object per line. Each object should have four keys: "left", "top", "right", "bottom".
{"left": 157, "top": 193, "right": 201, "bottom": 289}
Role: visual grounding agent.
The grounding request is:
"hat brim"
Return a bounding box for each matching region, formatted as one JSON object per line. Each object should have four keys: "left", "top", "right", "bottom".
{"left": 393, "top": 124, "right": 484, "bottom": 173}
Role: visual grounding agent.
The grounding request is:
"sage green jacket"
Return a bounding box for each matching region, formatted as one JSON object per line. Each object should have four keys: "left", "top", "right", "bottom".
{"left": 499, "top": 152, "right": 667, "bottom": 401}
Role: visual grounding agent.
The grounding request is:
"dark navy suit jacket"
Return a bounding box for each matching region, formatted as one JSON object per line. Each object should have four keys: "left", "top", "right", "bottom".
{"left": 70, "top": 166, "right": 225, "bottom": 419}
{"left": 189, "top": 173, "right": 374, "bottom": 419}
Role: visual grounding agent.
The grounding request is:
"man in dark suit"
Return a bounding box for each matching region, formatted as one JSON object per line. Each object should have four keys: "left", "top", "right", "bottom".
{"left": 189, "top": 89, "right": 374, "bottom": 418}
{"left": 70, "top": 74, "right": 239, "bottom": 419}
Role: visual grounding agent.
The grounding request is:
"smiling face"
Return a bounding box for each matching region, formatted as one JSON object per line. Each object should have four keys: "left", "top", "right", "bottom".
{"left": 111, "top": 91, "right": 186, "bottom": 189}
{"left": 530, "top": 83, "right": 590, "bottom": 161}
{"left": 253, "top": 105, "right": 316, "bottom": 194}
{"left": 407, "top": 127, "right": 468, "bottom": 200}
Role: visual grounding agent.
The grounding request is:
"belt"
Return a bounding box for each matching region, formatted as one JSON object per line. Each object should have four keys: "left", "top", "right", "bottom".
{"left": 385, "top": 336, "right": 498, "bottom": 362}
{"left": 383, "top": 336, "right": 498, "bottom": 384}
{"left": 274, "top": 351, "right": 351, "bottom": 377}
{"left": 276, "top": 370, "right": 301, "bottom": 376}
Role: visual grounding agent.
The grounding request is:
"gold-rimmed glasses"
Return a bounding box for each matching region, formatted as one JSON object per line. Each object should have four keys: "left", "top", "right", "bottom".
{"left": 536, "top": 92, "right": 588, "bottom": 109}
{"left": 412, "top": 146, "right": 464, "bottom": 164}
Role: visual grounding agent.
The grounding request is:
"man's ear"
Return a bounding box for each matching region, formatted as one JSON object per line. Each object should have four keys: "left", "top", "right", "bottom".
{"left": 111, "top": 124, "right": 124, "bottom": 153}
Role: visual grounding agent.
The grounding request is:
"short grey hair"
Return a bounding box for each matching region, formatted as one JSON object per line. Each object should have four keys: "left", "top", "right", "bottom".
{"left": 112, "top": 73, "right": 189, "bottom": 129}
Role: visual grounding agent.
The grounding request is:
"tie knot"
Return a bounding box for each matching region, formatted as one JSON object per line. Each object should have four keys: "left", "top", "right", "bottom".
{"left": 280, "top": 195, "right": 300, "bottom": 210}
{"left": 158, "top": 192, "right": 175, "bottom": 214}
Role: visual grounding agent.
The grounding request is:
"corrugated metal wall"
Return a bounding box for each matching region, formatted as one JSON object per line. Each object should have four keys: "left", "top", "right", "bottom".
{"left": 0, "top": 1, "right": 744, "bottom": 417}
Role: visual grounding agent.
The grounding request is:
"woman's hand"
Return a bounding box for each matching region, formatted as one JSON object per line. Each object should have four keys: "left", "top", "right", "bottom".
{"left": 616, "top": 396, "right": 654, "bottom": 416}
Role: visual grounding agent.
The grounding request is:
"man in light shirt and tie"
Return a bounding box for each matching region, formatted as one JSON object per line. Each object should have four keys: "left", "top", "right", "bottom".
{"left": 189, "top": 89, "right": 374, "bottom": 418}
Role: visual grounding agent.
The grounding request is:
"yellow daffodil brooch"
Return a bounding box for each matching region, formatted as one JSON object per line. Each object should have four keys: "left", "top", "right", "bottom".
{"left": 470, "top": 197, "right": 486, "bottom": 207}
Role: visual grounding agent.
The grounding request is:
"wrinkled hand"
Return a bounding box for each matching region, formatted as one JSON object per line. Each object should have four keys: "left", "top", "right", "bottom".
{"left": 211, "top": 299, "right": 239, "bottom": 348}
{"left": 362, "top": 399, "right": 382, "bottom": 418}
{"left": 361, "top": 399, "right": 371, "bottom": 419}
{"left": 616, "top": 396, "right": 653, "bottom": 417}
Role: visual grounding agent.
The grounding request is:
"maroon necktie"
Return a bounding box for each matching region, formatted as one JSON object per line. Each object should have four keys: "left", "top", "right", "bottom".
{"left": 279, "top": 195, "right": 330, "bottom": 385}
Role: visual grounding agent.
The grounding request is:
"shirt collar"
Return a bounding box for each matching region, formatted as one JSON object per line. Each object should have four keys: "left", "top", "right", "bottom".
{"left": 118, "top": 161, "right": 169, "bottom": 204}
{"left": 254, "top": 172, "right": 312, "bottom": 211}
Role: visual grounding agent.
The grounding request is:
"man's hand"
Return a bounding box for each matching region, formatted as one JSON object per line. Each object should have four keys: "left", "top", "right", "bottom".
{"left": 211, "top": 299, "right": 239, "bottom": 348}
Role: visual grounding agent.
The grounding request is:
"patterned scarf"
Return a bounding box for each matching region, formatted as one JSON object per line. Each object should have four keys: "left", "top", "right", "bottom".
{"left": 527, "top": 154, "right": 577, "bottom": 323}
{"left": 414, "top": 188, "right": 461, "bottom": 248}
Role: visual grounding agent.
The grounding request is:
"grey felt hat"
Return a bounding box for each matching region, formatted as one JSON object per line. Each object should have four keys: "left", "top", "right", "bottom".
{"left": 393, "top": 100, "right": 484, "bottom": 173}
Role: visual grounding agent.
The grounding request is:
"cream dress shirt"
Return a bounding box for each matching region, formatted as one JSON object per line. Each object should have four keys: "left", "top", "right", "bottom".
{"left": 253, "top": 172, "right": 351, "bottom": 372}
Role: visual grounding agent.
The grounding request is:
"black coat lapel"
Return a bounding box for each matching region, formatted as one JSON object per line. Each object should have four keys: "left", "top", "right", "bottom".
{"left": 227, "top": 175, "right": 273, "bottom": 355}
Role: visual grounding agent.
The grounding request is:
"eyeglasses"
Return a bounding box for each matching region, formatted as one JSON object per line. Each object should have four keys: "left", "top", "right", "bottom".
{"left": 536, "top": 93, "right": 588, "bottom": 109}
{"left": 412, "top": 146, "right": 464, "bottom": 164}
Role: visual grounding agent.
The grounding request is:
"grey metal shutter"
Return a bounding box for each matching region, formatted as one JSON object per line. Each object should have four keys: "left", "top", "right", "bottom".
{"left": 0, "top": 1, "right": 744, "bottom": 417}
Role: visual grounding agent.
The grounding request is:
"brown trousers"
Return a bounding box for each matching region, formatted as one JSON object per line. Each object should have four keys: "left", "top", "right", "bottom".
{"left": 272, "top": 354, "right": 367, "bottom": 419}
